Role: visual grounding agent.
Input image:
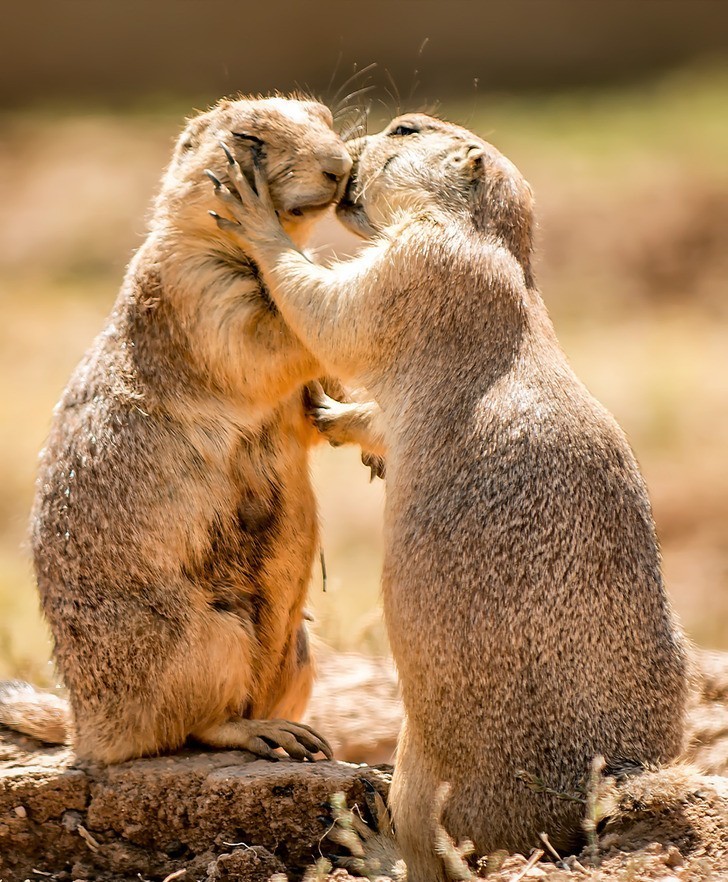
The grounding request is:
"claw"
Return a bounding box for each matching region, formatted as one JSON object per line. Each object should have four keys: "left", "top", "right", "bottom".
{"left": 219, "top": 141, "right": 235, "bottom": 165}
{"left": 204, "top": 169, "right": 222, "bottom": 189}
{"left": 208, "top": 211, "right": 239, "bottom": 233}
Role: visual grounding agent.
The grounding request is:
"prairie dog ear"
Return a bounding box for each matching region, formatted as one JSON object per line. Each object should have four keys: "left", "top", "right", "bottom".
{"left": 451, "top": 142, "right": 487, "bottom": 179}
{"left": 176, "top": 114, "right": 210, "bottom": 155}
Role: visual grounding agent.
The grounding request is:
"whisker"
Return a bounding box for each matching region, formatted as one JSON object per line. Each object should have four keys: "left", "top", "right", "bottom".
{"left": 405, "top": 72, "right": 421, "bottom": 112}
{"left": 331, "top": 62, "right": 378, "bottom": 108}
{"left": 463, "top": 77, "right": 481, "bottom": 127}
{"left": 326, "top": 50, "right": 344, "bottom": 97}
{"left": 403, "top": 37, "right": 430, "bottom": 112}
{"left": 333, "top": 84, "right": 378, "bottom": 119}
{"left": 419, "top": 98, "right": 441, "bottom": 118}
{"left": 384, "top": 68, "right": 402, "bottom": 116}
{"left": 338, "top": 106, "right": 370, "bottom": 142}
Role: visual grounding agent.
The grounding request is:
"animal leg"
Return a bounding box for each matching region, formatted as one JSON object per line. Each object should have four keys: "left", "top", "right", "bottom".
{"left": 307, "top": 381, "right": 387, "bottom": 478}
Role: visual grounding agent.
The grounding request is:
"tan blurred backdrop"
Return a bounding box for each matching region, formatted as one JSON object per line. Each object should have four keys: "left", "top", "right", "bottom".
{"left": 0, "top": 0, "right": 727, "bottom": 682}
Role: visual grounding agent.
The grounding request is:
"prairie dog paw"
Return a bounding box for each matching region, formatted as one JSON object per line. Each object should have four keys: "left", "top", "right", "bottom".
{"left": 244, "top": 718, "right": 333, "bottom": 761}
{"left": 194, "top": 717, "right": 333, "bottom": 761}
{"left": 362, "top": 451, "right": 386, "bottom": 481}
{"left": 305, "top": 381, "right": 366, "bottom": 447}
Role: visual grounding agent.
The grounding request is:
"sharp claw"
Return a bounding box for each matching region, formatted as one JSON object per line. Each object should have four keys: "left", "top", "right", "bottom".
{"left": 204, "top": 169, "right": 222, "bottom": 189}
{"left": 219, "top": 141, "right": 235, "bottom": 165}
{"left": 208, "top": 210, "right": 230, "bottom": 229}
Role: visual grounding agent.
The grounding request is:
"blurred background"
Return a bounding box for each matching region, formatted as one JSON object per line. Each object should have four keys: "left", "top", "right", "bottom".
{"left": 0, "top": 0, "right": 726, "bottom": 683}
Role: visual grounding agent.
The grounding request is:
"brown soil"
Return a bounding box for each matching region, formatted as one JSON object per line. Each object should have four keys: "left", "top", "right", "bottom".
{"left": 0, "top": 731, "right": 391, "bottom": 881}
{"left": 1, "top": 649, "right": 726, "bottom": 882}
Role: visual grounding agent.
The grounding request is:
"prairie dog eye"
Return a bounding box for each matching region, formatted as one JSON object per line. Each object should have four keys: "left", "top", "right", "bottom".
{"left": 232, "top": 132, "right": 265, "bottom": 148}
{"left": 389, "top": 124, "right": 419, "bottom": 137}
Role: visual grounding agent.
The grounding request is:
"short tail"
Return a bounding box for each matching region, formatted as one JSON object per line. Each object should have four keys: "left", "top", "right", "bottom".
{"left": 0, "top": 680, "right": 70, "bottom": 744}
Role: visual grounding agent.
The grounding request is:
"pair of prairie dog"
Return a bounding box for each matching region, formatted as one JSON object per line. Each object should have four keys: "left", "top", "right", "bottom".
{"left": 0, "top": 92, "right": 688, "bottom": 875}
{"left": 212, "top": 113, "right": 689, "bottom": 877}
{"left": 0, "top": 96, "right": 352, "bottom": 763}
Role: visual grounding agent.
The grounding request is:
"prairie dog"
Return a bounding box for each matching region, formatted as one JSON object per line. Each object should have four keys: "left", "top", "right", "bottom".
{"left": 208, "top": 114, "right": 689, "bottom": 877}
{"left": 0, "top": 96, "right": 351, "bottom": 764}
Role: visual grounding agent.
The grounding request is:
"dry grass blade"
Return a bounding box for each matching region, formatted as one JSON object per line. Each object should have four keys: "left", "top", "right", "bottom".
{"left": 431, "top": 783, "right": 476, "bottom": 881}
{"left": 161, "top": 871, "right": 187, "bottom": 882}
{"left": 77, "top": 824, "right": 100, "bottom": 852}
{"left": 538, "top": 832, "right": 570, "bottom": 871}
{"left": 511, "top": 848, "right": 545, "bottom": 882}
{"left": 583, "top": 755, "right": 607, "bottom": 866}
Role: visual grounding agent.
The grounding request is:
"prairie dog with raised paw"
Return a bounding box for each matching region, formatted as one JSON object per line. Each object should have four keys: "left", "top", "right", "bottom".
{"left": 207, "top": 113, "right": 689, "bottom": 878}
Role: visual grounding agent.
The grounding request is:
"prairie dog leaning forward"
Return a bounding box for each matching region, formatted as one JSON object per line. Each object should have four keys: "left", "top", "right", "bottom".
{"left": 209, "top": 113, "right": 689, "bottom": 878}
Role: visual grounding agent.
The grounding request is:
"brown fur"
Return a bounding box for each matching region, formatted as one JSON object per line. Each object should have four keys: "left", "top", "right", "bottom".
{"left": 208, "top": 113, "right": 690, "bottom": 879}
{"left": 0, "top": 96, "right": 351, "bottom": 763}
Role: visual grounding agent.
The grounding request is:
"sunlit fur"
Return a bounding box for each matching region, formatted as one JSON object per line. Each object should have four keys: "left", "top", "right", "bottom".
{"left": 218, "top": 113, "right": 690, "bottom": 879}
{"left": 0, "top": 96, "right": 350, "bottom": 763}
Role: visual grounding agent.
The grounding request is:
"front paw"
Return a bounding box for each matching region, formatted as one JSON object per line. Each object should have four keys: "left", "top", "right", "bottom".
{"left": 304, "top": 383, "right": 350, "bottom": 447}
{"left": 205, "top": 140, "right": 281, "bottom": 247}
{"left": 362, "top": 451, "right": 386, "bottom": 481}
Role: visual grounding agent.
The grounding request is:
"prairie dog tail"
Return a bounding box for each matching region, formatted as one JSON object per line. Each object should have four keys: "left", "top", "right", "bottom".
{"left": 0, "top": 680, "right": 70, "bottom": 744}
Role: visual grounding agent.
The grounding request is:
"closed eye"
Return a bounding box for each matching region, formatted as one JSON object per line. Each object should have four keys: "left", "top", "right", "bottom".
{"left": 389, "top": 124, "right": 419, "bottom": 137}
{"left": 232, "top": 132, "right": 265, "bottom": 147}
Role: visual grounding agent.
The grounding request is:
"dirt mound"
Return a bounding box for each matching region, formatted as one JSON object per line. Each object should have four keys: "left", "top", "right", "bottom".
{"left": 0, "top": 730, "right": 390, "bottom": 881}
{"left": 321, "top": 766, "right": 728, "bottom": 882}
{"left": 1, "top": 649, "right": 726, "bottom": 881}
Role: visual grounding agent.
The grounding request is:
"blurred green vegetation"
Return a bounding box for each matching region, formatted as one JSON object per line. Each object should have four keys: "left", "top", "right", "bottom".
{"left": 1, "top": 64, "right": 727, "bottom": 684}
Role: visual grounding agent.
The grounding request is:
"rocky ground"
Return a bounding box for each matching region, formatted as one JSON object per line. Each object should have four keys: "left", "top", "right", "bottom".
{"left": 1, "top": 650, "right": 726, "bottom": 882}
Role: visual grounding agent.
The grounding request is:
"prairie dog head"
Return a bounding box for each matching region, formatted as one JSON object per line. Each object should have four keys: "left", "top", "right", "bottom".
{"left": 157, "top": 96, "right": 352, "bottom": 243}
{"left": 338, "top": 113, "right": 535, "bottom": 278}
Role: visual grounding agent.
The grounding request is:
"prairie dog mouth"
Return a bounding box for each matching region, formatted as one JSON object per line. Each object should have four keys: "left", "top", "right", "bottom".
{"left": 281, "top": 170, "right": 348, "bottom": 219}
{"left": 335, "top": 168, "right": 376, "bottom": 239}
{"left": 336, "top": 200, "right": 374, "bottom": 239}
{"left": 226, "top": 167, "right": 337, "bottom": 220}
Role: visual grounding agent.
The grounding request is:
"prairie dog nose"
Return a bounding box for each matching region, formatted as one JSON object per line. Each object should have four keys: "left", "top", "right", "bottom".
{"left": 319, "top": 151, "right": 353, "bottom": 182}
